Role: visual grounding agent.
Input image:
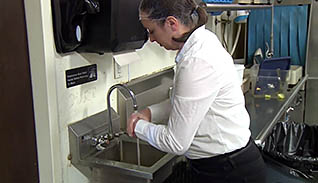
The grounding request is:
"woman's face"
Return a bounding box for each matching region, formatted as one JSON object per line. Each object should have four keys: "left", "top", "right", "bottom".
{"left": 139, "top": 12, "right": 179, "bottom": 50}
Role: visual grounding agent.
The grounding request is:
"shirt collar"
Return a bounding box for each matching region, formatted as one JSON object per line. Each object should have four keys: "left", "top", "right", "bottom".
{"left": 175, "top": 25, "right": 205, "bottom": 63}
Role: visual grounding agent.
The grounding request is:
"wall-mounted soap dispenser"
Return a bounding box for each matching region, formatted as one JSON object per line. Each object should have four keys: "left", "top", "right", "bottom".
{"left": 51, "top": 0, "right": 148, "bottom": 54}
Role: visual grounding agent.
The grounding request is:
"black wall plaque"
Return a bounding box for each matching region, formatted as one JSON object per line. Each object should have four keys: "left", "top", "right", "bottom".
{"left": 66, "top": 64, "right": 97, "bottom": 88}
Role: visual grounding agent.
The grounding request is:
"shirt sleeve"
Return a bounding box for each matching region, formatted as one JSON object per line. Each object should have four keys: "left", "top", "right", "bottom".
{"left": 135, "top": 57, "right": 222, "bottom": 155}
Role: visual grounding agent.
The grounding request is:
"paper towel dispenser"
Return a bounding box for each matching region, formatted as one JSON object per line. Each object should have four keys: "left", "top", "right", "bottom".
{"left": 51, "top": 0, "right": 148, "bottom": 54}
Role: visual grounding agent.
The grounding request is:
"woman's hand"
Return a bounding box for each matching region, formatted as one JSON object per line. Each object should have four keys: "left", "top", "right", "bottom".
{"left": 126, "top": 108, "right": 151, "bottom": 137}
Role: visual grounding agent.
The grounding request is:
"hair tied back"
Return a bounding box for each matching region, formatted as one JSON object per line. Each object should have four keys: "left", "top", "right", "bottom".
{"left": 190, "top": 5, "right": 199, "bottom": 24}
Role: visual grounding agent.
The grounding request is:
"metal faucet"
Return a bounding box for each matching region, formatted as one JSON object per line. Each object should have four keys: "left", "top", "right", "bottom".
{"left": 107, "top": 84, "right": 138, "bottom": 137}
{"left": 85, "top": 84, "right": 138, "bottom": 151}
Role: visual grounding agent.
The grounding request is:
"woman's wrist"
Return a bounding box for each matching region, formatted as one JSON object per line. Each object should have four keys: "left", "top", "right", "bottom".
{"left": 139, "top": 108, "right": 151, "bottom": 122}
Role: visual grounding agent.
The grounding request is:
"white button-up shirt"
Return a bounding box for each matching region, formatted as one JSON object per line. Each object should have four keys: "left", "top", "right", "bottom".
{"left": 135, "top": 26, "right": 251, "bottom": 159}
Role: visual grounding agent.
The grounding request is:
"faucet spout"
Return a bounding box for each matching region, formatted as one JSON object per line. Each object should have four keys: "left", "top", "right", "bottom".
{"left": 107, "top": 84, "right": 138, "bottom": 136}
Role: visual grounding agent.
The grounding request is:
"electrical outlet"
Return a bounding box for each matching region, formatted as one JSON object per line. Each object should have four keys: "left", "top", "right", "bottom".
{"left": 113, "top": 60, "right": 122, "bottom": 79}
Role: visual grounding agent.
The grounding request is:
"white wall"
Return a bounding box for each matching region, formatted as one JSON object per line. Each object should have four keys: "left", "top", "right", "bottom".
{"left": 24, "top": 0, "right": 176, "bottom": 183}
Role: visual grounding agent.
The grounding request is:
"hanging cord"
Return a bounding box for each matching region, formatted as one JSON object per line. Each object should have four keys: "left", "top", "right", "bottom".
{"left": 230, "top": 23, "right": 241, "bottom": 56}
{"left": 222, "top": 22, "right": 228, "bottom": 50}
{"left": 221, "top": 11, "right": 231, "bottom": 52}
{"left": 231, "top": 10, "right": 249, "bottom": 56}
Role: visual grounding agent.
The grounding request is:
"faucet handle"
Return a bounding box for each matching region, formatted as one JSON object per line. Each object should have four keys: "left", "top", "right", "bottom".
{"left": 99, "top": 133, "right": 111, "bottom": 144}
{"left": 85, "top": 133, "right": 112, "bottom": 150}
{"left": 95, "top": 135, "right": 110, "bottom": 151}
{"left": 96, "top": 143, "right": 106, "bottom": 151}
{"left": 88, "top": 136, "right": 98, "bottom": 146}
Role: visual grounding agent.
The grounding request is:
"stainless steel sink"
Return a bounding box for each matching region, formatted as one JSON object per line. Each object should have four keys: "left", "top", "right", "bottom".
{"left": 85, "top": 135, "right": 177, "bottom": 183}
{"left": 69, "top": 109, "right": 177, "bottom": 183}
{"left": 93, "top": 135, "right": 166, "bottom": 167}
{"left": 68, "top": 68, "right": 177, "bottom": 183}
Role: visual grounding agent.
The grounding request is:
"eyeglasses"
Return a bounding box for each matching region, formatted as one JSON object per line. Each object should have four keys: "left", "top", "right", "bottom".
{"left": 138, "top": 16, "right": 166, "bottom": 22}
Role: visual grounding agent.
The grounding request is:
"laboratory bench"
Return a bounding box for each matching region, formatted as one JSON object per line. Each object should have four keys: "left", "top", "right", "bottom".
{"left": 246, "top": 75, "right": 308, "bottom": 144}
{"left": 245, "top": 75, "right": 316, "bottom": 183}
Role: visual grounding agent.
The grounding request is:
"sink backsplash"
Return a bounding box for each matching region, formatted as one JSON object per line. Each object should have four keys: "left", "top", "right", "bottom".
{"left": 68, "top": 108, "right": 120, "bottom": 166}
{"left": 118, "top": 68, "right": 174, "bottom": 130}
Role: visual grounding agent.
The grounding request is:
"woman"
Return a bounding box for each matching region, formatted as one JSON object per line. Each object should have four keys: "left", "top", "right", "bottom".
{"left": 127, "top": 0, "right": 267, "bottom": 182}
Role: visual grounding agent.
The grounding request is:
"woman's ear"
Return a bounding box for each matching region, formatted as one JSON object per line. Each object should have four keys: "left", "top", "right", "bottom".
{"left": 165, "top": 16, "right": 179, "bottom": 32}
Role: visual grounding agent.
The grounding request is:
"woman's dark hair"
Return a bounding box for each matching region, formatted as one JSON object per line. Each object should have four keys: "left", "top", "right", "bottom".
{"left": 139, "top": 0, "right": 208, "bottom": 42}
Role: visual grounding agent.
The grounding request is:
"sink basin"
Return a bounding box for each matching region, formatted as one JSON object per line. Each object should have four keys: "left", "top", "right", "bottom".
{"left": 93, "top": 135, "right": 166, "bottom": 167}
{"left": 82, "top": 134, "right": 177, "bottom": 183}
{"left": 68, "top": 109, "right": 177, "bottom": 183}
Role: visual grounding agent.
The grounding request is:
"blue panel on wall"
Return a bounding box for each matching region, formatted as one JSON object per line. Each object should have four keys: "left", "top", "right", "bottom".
{"left": 247, "top": 5, "right": 308, "bottom": 66}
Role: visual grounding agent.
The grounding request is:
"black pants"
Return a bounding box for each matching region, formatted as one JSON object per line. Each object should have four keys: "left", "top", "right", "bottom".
{"left": 188, "top": 138, "right": 266, "bottom": 183}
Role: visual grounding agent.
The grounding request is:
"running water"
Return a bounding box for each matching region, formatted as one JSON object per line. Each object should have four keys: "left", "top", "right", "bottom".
{"left": 133, "top": 110, "right": 141, "bottom": 167}
{"left": 137, "top": 138, "right": 141, "bottom": 167}
{"left": 120, "top": 140, "right": 123, "bottom": 161}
